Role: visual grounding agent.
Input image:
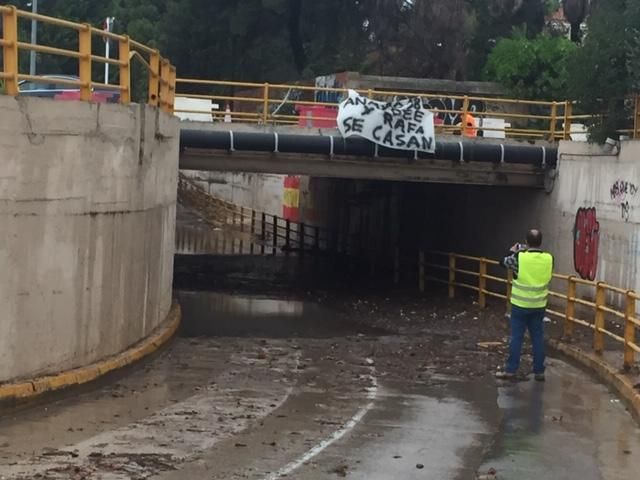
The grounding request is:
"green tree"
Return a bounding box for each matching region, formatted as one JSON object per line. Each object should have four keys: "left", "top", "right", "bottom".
{"left": 567, "top": 0, "right": 637, "bottom": 141}
{"left": 484, "top": 32, "right": 576, "bottom": 100}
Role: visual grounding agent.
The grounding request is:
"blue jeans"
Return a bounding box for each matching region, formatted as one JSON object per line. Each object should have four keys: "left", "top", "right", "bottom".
{"left": 506, "top": 305, "right": 545, "bottom": 375}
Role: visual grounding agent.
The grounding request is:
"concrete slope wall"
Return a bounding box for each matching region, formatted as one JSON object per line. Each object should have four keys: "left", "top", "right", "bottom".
{"left": 0, "top": 96, "right": 179, "bottom": 383}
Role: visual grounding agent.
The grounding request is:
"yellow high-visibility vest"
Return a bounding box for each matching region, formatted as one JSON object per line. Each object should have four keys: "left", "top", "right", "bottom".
{"left": 511, "top": 251, "right": 553, "bottom": 309}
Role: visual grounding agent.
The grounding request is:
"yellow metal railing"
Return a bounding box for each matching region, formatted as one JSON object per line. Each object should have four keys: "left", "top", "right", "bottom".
{"left": 421, "top": 251, "right": 640, "bottom": 371}
{"left": 0, "top": 5, "right": 175, "bottom": 111}
{"left": 2, "top": 6, "right": 640, "bottom": 141}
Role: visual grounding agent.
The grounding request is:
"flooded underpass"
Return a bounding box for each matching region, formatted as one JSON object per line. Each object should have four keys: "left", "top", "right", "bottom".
{"left": 2, "top": 203, "right": 640, "bottom": 479}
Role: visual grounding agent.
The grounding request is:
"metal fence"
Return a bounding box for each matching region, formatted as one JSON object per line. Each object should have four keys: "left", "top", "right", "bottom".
{"left": 0, "top": 5, "right": 175, "bottom": 111}
{"left": 423, "top": 251, "right": 640, "bottom": 371}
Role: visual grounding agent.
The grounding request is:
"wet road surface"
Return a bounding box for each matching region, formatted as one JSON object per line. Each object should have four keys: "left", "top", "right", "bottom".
{"left": 1, "top": 290, "right": 640, "bottom": 479}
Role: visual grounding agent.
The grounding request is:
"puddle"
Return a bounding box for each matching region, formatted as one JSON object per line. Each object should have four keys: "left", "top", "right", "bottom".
{"left": 176, "top": 291, "right": 379, "bottom": 338}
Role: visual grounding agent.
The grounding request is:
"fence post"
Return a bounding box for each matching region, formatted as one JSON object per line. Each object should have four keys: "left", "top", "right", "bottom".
{"left": 479, "top": 258, "right": 487, "bottom": 308}
{"left": 285, "top": 220, "right": 291, "bottom": 253}
{"left": 2, "top": 6, "right": 19, "bottom": 96}
{"left": 594, "top": 282, "right": 606, "bottom": 354}
{"left": 239, "top": 207, "right": 245, "bottom": 232}
{"left": 78, "top": 24, "right": 92, "bottom": 102}
{"left": 119, "top": 35, "right": 131, "bottom": 104}
{"left": 624, "top": 291, "right": 636, "bottom": 370}
{"left": 394, "top": 247, "right": 400, "bottom": 285}
{"left": 159, "top": 58, "right": 170, "bottom": 113}
{"left": 314, "top": 226, "right": 320, "bottom": 251}
{"left": 261, "top": 212, "right": 266, "bottom": 255}
{"left": 263, "top": 83, "right": 270, "bottom": 123}
{"left": 148, "top": 49, "right": 161, "bottom": 106}
{"left": 168, "top": 65, "right": 176, "bottom": 113}
{"left": 419, "top": 250, "right": 425, "bottom": 293}
{"left": 448, "top": 254, "right": 456, "bottom": 299}
{"left": 565, "top": 276, "right": 577, "bottom": 338}
{"left": 250, "top": 210, "right": 256, "bottom": 254}
{"left": 272, "top": 216, "right": 278, "bottom": 255}
{"left": 299, "top": 223, "right": 306, "bottom": 257}
{"left": 549, "top": 102, "right": 558, "bottom": 141}
{"left": 563, "top": 101, "right": 573, "bottom": 141}
{"left": 461, "top": 96, "right": 470, "bottom": 136}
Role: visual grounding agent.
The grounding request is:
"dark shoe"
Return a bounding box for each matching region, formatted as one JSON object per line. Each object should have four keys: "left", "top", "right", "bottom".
{"left": 495, "top": 370, "right": 516, "bottom": 380}
{"left": 534, "top": 373, "right": 546, "bottom": 382}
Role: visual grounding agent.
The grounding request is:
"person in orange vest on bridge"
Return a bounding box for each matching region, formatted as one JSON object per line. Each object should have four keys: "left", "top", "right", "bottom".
{"left": 463, "top": 112, "right": 477, "bottom": 137}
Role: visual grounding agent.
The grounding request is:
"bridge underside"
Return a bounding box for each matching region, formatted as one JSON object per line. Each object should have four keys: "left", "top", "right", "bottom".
{"left": 179, "top": 130, "right": 555, "bottom": 188}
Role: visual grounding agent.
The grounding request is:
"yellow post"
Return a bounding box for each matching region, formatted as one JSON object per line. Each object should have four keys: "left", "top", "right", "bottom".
{"left": 148, "top": 50, "right": 160, "bottom": 106}
{"left": 2, "top": 6, "right": 19, "bottom": 96}
{"left": 159, "top": 58, "right": 170, "bottom": 113}
{"left": 78, "top": 24, "right": 92, "bottom": 102}
{"left": 118, "top": 35, "right": 131, "bottom": 104}
{"left": 624, "top": 291, "right": 636, "bottom": 370}
{"left": 461, "top": 96, "right": 470, "bottom": 136}
{"left": 367, "top": 88, "right": 373, "bottom": 99}
{"left": 594, "top": 282, "right": 606, "bottom": 354}
{"left": 563, "top": 101, "right": 573, "bottom": 141}
{"left": 448, "top": 253, "right": 456, "bottom": 299}
{"left": 262, "top": 83, "right": 270, "bottom": 123}
{"left": 168, "top": 64, "right": 176, "bottom": 113}
{"left": 419, "top": 250, "right": 425, "bottom": 293}
{"left": 549, "top": 102, "right": 558, "bottom": 141}
{"left": 565, "top": 276, "right": 576, "bottom": 338}
{"left": 479, "top": 258, "right": 487, "bottom": 308}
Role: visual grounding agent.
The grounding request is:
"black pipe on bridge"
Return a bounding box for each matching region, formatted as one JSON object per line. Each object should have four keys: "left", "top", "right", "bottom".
{"left": 180, "top": 130, "right": 557, "bottom": 169}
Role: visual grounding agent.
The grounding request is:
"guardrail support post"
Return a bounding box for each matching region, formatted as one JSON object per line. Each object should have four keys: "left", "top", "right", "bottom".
{"left": 549, "top": 102, "right": 558, "bottom": 141}
{"left": 563, "top": 101, "right": 573, "bottom": 141}
{"left": 272, "top": 216, "right": 278, "bottom": 255}
{"left": 119, "top": 35, "right": 131, "bottom": 104}
{"left": 2, "top": 6, "right": 19, "bottom": 95}
{"left": 285, "top": 220, "right": 291, "bottom": 253}
{"left": 299, "top": 223, "right": 306, "bottom": 257}
{"left": 78, "top": 24, "right": 92, "bottom": 102}
{"left": 168, "top": 65, "right": 176, "bottom": 113}
{"left": 159, "top": 58, "right": 170, "bottom": 113}
{"left": 419, "top": 250, "right": 425, "bottom": 293}
{"left": 239, "top": 207, "right": 245, "bottom": 232}
{"left": 448, "top": 254, "right": 456, "bottom": 299}
{"left": 461, "top": 96, "right": 469, "bottom": 136}
{"left": 479, "top": 258, "right": 487, "bottom": 308}
{"left": 624, "top": 291, "right": 636, "bottom": 370}
{"left": 148, "top": 50, "right": 160, "bottom": 106}
{"left": 594, "top": 282, "right": 606, "bottom": 354}
{"left": 262, "top": 83, "right": 270, "bottom": 123}
{"left": 565, "top": 276, "right": 576, "bottom": 338}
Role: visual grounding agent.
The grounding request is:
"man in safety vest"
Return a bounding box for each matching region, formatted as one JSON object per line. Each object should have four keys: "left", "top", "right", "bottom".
{"left": 496, "top": 229, "right": 554, "bottom": 381}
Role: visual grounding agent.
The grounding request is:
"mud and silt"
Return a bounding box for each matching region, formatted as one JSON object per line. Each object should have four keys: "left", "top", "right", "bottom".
{"left": 1, "top": 201, "right": 640, "bottom": 478}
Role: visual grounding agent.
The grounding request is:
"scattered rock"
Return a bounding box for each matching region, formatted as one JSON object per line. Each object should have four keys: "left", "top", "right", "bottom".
{"left": 416, "top": 463, "right": 424, "bottom": 469}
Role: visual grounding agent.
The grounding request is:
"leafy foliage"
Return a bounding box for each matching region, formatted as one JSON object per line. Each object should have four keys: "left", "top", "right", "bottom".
{"left": 484, "top": 32, "right": 576, "bottom": 100}
{"left": 566, "top": 0, "right": 637, "bottom": 141}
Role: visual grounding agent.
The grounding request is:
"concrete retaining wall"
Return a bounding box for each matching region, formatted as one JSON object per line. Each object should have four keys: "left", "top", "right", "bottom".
{"left": 0, "top": 96, "right": 179, "bottom": 384}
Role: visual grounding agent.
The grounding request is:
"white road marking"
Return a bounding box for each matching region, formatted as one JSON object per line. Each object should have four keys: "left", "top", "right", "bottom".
{"left": 262, "top": 369, "right": 378, "bottom": 480}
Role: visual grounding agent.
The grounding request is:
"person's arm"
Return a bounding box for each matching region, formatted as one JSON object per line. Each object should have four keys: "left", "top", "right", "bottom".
{"left": 501, "top": 243, "right": 524, "bottom": 273}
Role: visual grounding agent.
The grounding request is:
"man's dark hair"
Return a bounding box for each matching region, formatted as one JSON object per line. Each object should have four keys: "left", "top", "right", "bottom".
{"left": 526, "top": 229, "right": 543, "bottom": 248}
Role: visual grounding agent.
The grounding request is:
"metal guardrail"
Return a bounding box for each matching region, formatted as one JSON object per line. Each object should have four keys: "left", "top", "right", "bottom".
{"left": 1, "top": 5, "right": 639, "bottom": 141}
{"left": 175, "top": 78, "right": 640, "bottom": 142}
{"left": 422, "top": 251, "right": 640, "bottom": 371}
{"left": 0, "top": 5, "right": 176, "bottom": 112}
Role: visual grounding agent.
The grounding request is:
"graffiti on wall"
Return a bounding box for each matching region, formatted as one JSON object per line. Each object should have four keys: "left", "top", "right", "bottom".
{"left": 422, "top": 97, "right": 486, "bottom": 126}
{"left": 610, "top": 179, "right": 638, "bottom": 222}
{"left": 573, "top": 207, "right": 600, "bottom": 281}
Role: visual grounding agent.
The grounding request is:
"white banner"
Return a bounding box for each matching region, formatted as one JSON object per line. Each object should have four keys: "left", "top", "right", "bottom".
{"left": 337, "top": 90, "right": 435, "bottom": 153}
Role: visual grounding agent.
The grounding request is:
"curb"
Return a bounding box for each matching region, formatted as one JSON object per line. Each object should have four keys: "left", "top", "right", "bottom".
{"left": 548, "top": 339, "right": 640, "bottom": 423}
{"left": 0, "top": 303, "right": 181, "bottom": 402}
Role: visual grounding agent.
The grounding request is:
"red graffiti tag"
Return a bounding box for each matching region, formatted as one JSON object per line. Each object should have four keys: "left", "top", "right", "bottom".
{"left": 573, "top": 207, "right": 600, "bottom": 281}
